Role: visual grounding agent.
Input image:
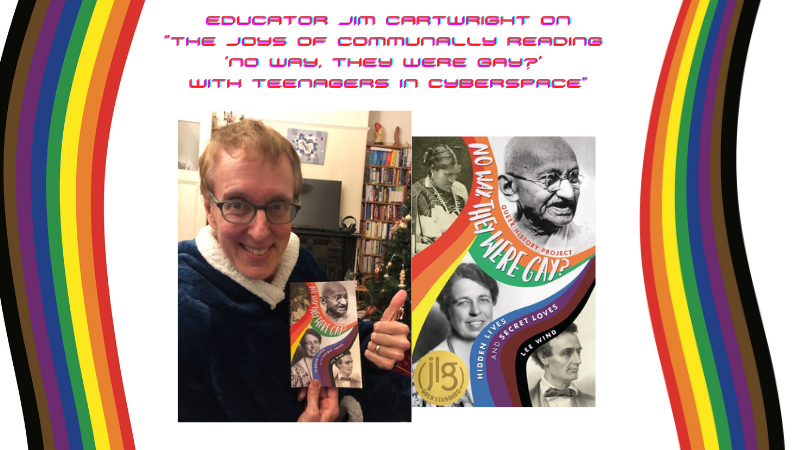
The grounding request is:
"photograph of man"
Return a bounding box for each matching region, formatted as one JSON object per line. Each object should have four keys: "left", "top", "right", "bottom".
{"left": 334, "top": 351, "right": 362, "bottom": 388}
{"left": 529, "top": 323, "right": 595, "bottom": 407}
{"left": 320, "top": 281, "right": 354, "bottom": 324}
{"left": 291, "top": 330, "right": 322, "bottom": 388}
{"left": 498, "top": 137, "right": 594, "bottom": 253}
{"left": 178, "top": 119, "right": 411, "bottom": 422}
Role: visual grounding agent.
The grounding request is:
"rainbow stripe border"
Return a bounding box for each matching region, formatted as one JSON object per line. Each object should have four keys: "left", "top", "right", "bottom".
{"left": 641, "top": 0, "right": 782, "bottom": 448}
{"left": 2, "top": 0, "right": 144, "bottom": 448}
{"left": 0, "top": 0, "right": 785, "bottom": 447}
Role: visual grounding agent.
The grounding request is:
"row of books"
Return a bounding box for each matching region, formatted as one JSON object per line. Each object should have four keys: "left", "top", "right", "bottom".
{"left": 359, "top": 255, "right": 381, "bottom": 273}
{"left": 362, "top": 204, "right": 404, "bottom": 222}
{"left": 360, "top": 238, "right": 384, "bottom": 256}
{"left": 366, "top": 147, "right": 411, "bottom": 167}
{"left": 363, "top": 185, "right": 407, "bottom": 203}
{"left": 364, "top": 167, "right": 410, "bottom": 185}
{"left": 360, "top": 221, "right": 393, "bottom": 239}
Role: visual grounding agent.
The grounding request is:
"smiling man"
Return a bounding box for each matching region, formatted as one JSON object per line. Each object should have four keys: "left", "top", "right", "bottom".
{"left": 529, "top": 323, "right": 595, "bottom": 407}
{"left": 499, "top": 137, "right": 594, "bottom": 253}
{"left": 178, "top": 119, "right": 411, "bottom": 422}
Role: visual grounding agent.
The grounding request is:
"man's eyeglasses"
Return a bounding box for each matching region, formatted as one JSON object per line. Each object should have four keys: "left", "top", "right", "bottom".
{"left": 324, "top": 293, "right": 349, "bottom": 302}
{"left": 208, "top": 192, "right": 301, "bottom": 225}
{"left": 506, "top": 169, "right": 584, "bottom": 193}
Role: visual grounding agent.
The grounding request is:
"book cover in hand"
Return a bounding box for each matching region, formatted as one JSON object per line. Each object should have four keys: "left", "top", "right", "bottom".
{"left": 290, "top": 281, "right": 363, "bottom": 388}
{"left": 411, "top": 136, "right": 596, "bottom": 407}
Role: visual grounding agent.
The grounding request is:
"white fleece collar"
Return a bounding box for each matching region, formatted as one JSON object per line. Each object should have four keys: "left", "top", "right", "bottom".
{"left": 195, "top": 225, "right": 299, "bottom": 309}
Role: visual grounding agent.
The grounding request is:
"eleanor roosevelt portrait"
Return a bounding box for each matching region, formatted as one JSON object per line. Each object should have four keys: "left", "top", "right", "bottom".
{"left": 496, "top": 137, "right": 595, "bottom": 254}
{"left": 411, "top": 261, "right": 499, "bottom": 407}
{"left": 291, "top": 329, "right": 322, "bottom": 388}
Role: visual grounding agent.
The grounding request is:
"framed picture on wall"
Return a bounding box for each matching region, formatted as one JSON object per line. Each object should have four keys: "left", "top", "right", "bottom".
{"left": 288, "top": 128, "right": 327, "bottom": 165}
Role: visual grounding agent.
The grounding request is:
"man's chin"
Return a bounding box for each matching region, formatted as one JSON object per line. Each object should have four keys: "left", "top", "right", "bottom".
{"left": 237, "top": 262, "right": 276, "bottom": 281}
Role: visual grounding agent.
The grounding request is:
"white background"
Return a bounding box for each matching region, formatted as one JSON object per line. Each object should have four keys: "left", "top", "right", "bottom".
{"left": 2, "top": 0, "right": 798, "bottom": 448}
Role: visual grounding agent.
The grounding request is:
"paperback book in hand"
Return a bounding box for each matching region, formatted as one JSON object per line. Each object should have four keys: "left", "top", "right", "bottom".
{"left": 290, "top": 280, "right": 363, "bottom": 388}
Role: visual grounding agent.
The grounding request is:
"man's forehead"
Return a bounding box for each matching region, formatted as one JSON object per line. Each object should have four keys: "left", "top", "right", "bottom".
{"left": 322, "top": 283, "right": 347, "bottom": 295}
{"left": 214, "top": 151, "right": 294, "bottom": 199}
{"left": 551, "top": 332, "right": 581, "bottom": 349}
{"left": 506, "top": 137, "right": 577, "bottom": 173}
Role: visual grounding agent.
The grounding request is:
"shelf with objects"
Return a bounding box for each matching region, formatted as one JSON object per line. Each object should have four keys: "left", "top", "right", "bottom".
{"left": 357, "top": 143, "right": 411, "bottom": 292}
{"left": 211, "top": 111, "right": 242, "bottom": 133}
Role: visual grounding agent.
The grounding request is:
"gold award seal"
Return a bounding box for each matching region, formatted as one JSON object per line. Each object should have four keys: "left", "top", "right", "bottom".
{"left": 413, "top": 350, "right": 469, "bottom": 406}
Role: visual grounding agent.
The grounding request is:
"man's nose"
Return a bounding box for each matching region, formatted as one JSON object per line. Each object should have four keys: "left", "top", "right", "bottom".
{"left": 248, "top": 209, "right": 272, "bottom": 239}
{"left": 555, "top": 179, "right": 576, "bottom": 199}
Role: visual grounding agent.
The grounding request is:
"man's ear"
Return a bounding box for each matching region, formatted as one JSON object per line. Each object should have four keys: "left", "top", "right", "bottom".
{"left": 498, "top": 174, "right": 519, "bottom": 202}
{"left": 204, "top": 198, "right": 218, "bottom": 230}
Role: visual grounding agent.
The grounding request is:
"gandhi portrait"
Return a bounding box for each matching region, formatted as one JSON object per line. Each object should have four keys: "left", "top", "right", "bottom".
{"left": 499, "top": 137, "right": 594, "bottom": 253}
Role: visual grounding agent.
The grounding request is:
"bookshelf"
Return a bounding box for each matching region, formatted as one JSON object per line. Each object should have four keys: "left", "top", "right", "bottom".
{"left": 358, "top": 144, "right": 411, "bottom": 278}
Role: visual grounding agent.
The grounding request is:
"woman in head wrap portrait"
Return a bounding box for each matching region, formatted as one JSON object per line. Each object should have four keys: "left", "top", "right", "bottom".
{"left": 411, "top": 144, "right": 468, "bottom": 254}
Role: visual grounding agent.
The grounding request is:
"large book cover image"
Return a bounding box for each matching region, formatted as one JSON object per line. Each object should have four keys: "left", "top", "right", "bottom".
{"left": 290, "top": 281, "right": 363, "bottom": 389}
{"left": 411, "top": 137, "right": 596, "bottom": 407}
